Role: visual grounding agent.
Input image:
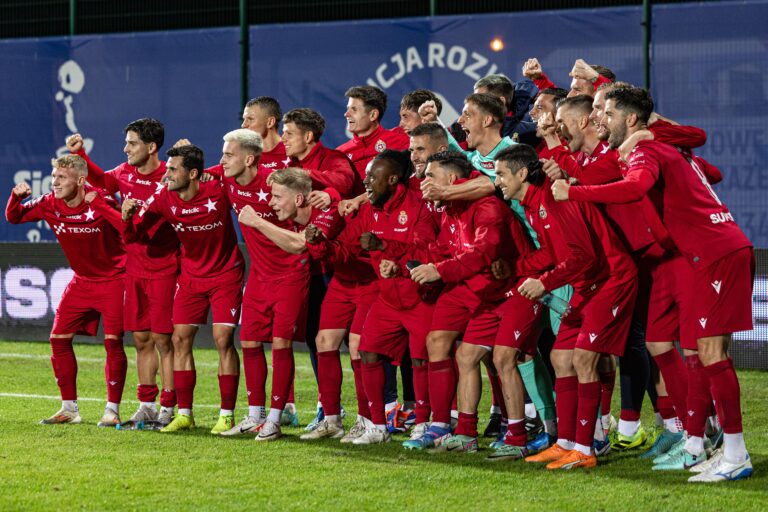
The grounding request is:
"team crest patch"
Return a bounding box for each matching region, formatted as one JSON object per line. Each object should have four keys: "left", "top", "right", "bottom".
{"left": 375, "top": 140, "right": 387, "bottom": 152}
{"left": 398, "top": 210, "right": 408, "bottom": 225}
{"left": 539, "top": 205, "right": 547, "bottom": 219}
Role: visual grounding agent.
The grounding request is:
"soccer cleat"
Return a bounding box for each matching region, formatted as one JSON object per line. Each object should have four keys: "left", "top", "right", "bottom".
{"left": 407, "top": 422, "right": 429, "bottom": 441}
{"left": 690, "top": 448, "right": 723, "bottom": 474}
{"left": 546, "top": 449, "right": 598, "bottom": 470}
{"left": 255, "top": 421, "right": 282, "bottom": 441}
{"left": 593, "top": 438, "right": 612, "bottom": 457}
{"left": 652, "top": 437, "right": 686, "bottom": 465}
{"left": 300, "top": 419, "right": 344, "bottom": 440}
{"left": 612, "top": 426, "right": 647, "bottom": 451}
{"left": 483, "top": 412, "right": 502, "bottom": 438}
{"left": 304, "top": 406, "right": 325, "bottom": 432}
{"left": 402, "top": 424, "right": 451, "bottom": 451}
{"left": 487, "top": 444, "right": 529, "bottom": 461}
{"left": 643, "top": 425, "right": 662, "bottom": 449}
{"left": 527, "top": 432, "right": 555, "bottom": 454}
{"left": 688, "top": 454, "right": 752, "bottom": 483}
{"left": 129, "top": 405, "right": 158, "bottom": 424}
{"left": 386, "top": 403, "right": 412, "bottom": 433}
{"left": 220, "top": 415, "right": 263, "bottom": 437}
{"left": 352, "top": 425, "right": 392, "bottom": 445}
{"left": 525, "top": 443, "right": 570, "bottom": 463}
{"left": 489, "top": 431, "right": 505, "bottom": 450}
{"left": 157, "top": 408, "right": 174, "bottom": 428}
{"left": 652, "top": 448, "right": 707, "bottom": 471}
{"left": 210, "top": 414, "right": 235, "bottom": 434}
{"left": 640, "top": 429, "right": 683, "bottom": 460}
{"left": 707, "top": 428, "right": 724, "bottom": 450}
{"left": 525, "top": 415, "right": 545, "bottom": 440}
{"left": 340, "top": 416, "right": 367, "bottom": 444}
{"left": 280, "top": 408, "right": 299, "bottom": 427}
{"left": 40, "top": 408, "right": 81, "bottom": 425}
{"left": 430, "top": 434, "right": 478, "bottom": 453}
{"left": 160, "top": 413, "right": 195, "bottom": 432}
{"left": 603, "top": 414, "right": 617, "bottom": 438}
{"left": 97, "top": 408, "right": 121, "bottom": 428}
{"left": 397, "top": 408, "right": 416, "bottom": 430}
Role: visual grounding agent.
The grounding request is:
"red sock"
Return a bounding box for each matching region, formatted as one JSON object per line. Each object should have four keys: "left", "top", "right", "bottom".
{"left": 218, "top": 374, "right": 239, "bottom": 411}
{"left": 270, "top": 348, "right": 295, "bottom": 411}
{"left": 317, "top": 350, "right": 342, "bottom": 416}
{"left": 288, "top": 379, "right": 295, "bottom": 404}
{"left": 160, "top": 388, "right": 177, "bottom": 408}
{"left": 361, "top": 360, "right": 386, "bottom": 425}
{"left": 174, "top": 370, "right": 196, "bottom": 410}
{"left": 104, "top": 338, "right": 127, "bottom": 404}
{"left": 50, "top": 337, "right": 77, "bottom": 400}
{"left": 704, "top": 359, "right": 743, "bottom": 434}
{"left": 242, "top": 346, "right": 267, "bottom": 407}
{"left": 504, "top": 420, "right": 527, "bottom": 447}
{"left": 620, "top": 409, "right": 641, "bottom": 421}
{"left": 412, "top": 364, "right": 430, "bottom": 424}
{"left": 575, "top": 381, "right": 602, "bottom": 447}
{"left": 599, "top": 370, "right": 615, "bottom": 416}
{"left": 656, "top": 395, "right": 675, "bottom": 420}
{"left": 429, "top": 359, "right": 456, "bottom": 425}
{"left": 653, "top": 349, "right": 689, "bottom": 429}
{"left": 351, "top": 359, "right": 370, "bottom": 419}
{"left": 451, "top": 358, "right": 459, "bottom": 412}
{"left": 487, "top": 372, "right": 508, "bottom": 418}
{"left": 685, "top": 356, "right": 711, "bottom": 438}
{"left": 455, "top": 412, "right": 478, "bottom": 438}
{"left": 137, "top": 384, "right": 158, "bottom": 403}
{"left": 555, "top": 376, "right": 579, "bottom": 443}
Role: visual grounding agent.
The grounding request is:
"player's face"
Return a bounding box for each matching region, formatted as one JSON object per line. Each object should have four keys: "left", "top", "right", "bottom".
{"left": 591, "top": 89, "right": 610, "bottom": 141}
{"left": 51, "top": 166, "right": 83, "bottom": 201}
{"left": 241, "top": 105, "right": 270, "bottom": 137}
{"left": 409, "top": 135, "right": 442, "bottom": 178}
{"left": 424, "top": 162, "right": 453, "bottom": 208}
{"left": 399, "top": 108, "right": 422, "bottom": 134}
{"left": 494, "top": 160, "right": 524, "bottom": 201}
{"left": 269, "top": 183, "right": 298, "bottom": 221}
{"left": 556, "top": 107, "right": 585, "bottom": 153}
{"left": 165, "top": 156, "right": 191, "bottom": 192}
{"left": 281, "top": 122, "right": 311, "bottom": 159}
{"left": 345, "top": 98, "right": 376, "bottom": 136}
{"left": 220, "top": 140, "right": 247, "bottom": 179}
{"left": 459, "top": 101, "right": 486, "bottom": 149}
{"left": 568, "top": 77, "right": 594, "bottom": 98}
{"left": 124, "top": 130, "right": 151, "bottom": 167}
{"left": 604, "top": 99, "right": 628, "bottom": 150}
{"left": 363, "top": 159, "right": 396, "bottom": 207}
{"left": 530, "top": 94, "right": 555, "bottom": 123}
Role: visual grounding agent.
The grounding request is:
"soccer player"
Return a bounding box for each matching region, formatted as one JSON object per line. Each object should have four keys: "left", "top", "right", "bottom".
{"left": 66, "top": 118, "right": 178, "bottom": 427}
{"left": 523, "top": 57, "right": 614, "bottom": 98}
{"left": 473, "top": 74, "right": 538, "bottom": 146}
{"left": 6, "top": 155, "right": 127, "bottom": 426}
{"left": 494, "top": 144, "right": 637, "bottom": 470}
{"left": 398, "top": 89, "right": 443, "bottom": 135}
{"left": 123, "top": 145, "right": 245, "bottom": 434}
{"left": 553, "top": 87, "right": 754, "bottom": 482}
{"left": 337, "top": 85, "right": 411, "bottom": 177}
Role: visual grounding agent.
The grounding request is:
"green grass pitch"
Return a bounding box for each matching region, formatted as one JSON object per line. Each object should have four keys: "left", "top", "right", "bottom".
{"left": 1, "top": 340, "right": 766, "bottom": 511}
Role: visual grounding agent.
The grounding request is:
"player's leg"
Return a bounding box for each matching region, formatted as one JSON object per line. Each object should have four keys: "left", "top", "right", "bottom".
{"left": 42, "top": 332, "right": 80, "bottom": 424}
{"left": 438, "top": 341, "right": 485, "bottom": 453}
{"left": 97, "top": 277, "right": 128, "bottom": 427}
{"left": 161, "top": 324, "right": 198, "bottom": 432}
{"left": 301, "top": 328, "right": 347, "bottom": 440}
{"left": 149, "top": 275, "right": 178, "bottom": 426}
{"left": 487, "top": 346, "right": 528, "bottom": 460}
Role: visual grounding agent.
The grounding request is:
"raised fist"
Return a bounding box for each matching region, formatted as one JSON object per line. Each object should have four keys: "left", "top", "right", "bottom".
{"left": 12, "top": 182, "right": 31, "bottom": 199}
{"left": 66, "top": 133, "right": 84, "bottom": 154}
{"left": 122, "top": 198, "right": 139, "bottom": 221}
{"left": 522, "top": 58, "right": 543, "bottom": 80}
{"left": 304, "top": 223, "right": 325, "bottom": 244}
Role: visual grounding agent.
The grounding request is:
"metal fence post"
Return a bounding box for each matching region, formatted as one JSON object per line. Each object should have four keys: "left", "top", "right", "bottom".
{"left": 240, "top": 0, "right": 249, "bottom": 111}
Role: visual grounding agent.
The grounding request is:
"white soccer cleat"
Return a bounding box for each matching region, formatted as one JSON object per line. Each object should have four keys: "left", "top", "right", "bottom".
{"left": 97, "top": 408, "right": 121, "bottom": 428}
{"left": 300, "top": 419, "right": 345, "bottom": 440}
{"left": 352, "top": 422, "right": 392, "bottom": 445}
{"left": 40, "top": 407, "right": 81, "bottom": 425}
{"left": 688, "top": 454, "right": 753, "bottom": 482}
{"left": 255, "top": 421, "right": 282, "bottom": 442}
{"left": 129, "top": 405, "right": 158, "bottom": 424}
{"left": 690, "top": 447, "right": 723, "bottom": 474}
{"left": 340, "top": 416, "right": 367, "bottom": 444}
{"left": 157, "top": 408, "right": 175, "bottom": 428}
{"left": 221, "top": 416, "right": 264, "bottom": 437}
{"left": 408, "top": 422, "right": 430, "bottom": 441}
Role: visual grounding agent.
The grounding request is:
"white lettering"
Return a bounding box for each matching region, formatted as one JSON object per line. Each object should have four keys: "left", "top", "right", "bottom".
{"left": 375, "top": 63, "right": 395, "bottom": 89}
{"left": 5, "top": 267, "right": 48, "bottom": 319}
{"left": 710, "top": 212, "right": 735, "bottom": 224}
{"left": 181, "top": 207, "right": 200, "bottom": 215}
{"left": 390, "top": 53, "right": 406, "bottom": 82}
{"left": 186, "top": 220, "right": 224, "bottom": 232}
{"left": 405, "top": 46, "right": 424, "bottom": 74}
{"left": 446, "top": 46, "right": 468, "bottom": 71}
{"left": 464, "top": 52, "right": 488, "bottom": 80}
{"left": 428, "top": 43, "right": 446, "bottom": 68}
{"left": 50, "top": 268, "right": 74, "bottom": 312}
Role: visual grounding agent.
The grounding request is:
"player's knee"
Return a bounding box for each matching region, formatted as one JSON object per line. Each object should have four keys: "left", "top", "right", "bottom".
{"left": 492, "top": 350, "right": 516, "bottom": 372}
{"left": 153, "top": 334, "right": 173, "bottom": 354}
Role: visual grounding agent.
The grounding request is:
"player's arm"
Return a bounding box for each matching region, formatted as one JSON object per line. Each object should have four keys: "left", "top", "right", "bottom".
{"left": 85, "top": 191, "right": 127, "bottom": 233}
{"left": 66, "top": 133, "right": 120, "bottom": 192}
{"left": 122, "top": 195, "right": 166, "bottom": 244}
{"left": 421, "top": 173, "right": 495, "bottom": 203}
{"left": 522, "top": 57, "right": 556, "bottom": 91}
{"left": 238, "top": 206, "right": 306, "bottom": 254}
{"left": 305, "top": 154, "right": 356, "bottom": 202}
{"left": 5, "top": 183, "right": 44, "bottom": 224}
{"left": 649, "top": 118, "right": 707, "bottom": 149}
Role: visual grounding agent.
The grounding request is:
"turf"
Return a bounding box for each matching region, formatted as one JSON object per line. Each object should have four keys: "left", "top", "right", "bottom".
{"left": 0, "top": 340, "right": 766, "bottom": 511}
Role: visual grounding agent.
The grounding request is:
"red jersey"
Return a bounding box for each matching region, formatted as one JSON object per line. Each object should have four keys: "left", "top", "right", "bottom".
{"left": 336, "top": 124, "right": 410, "bottom": 179}
{"left": 74, "top": 150, "right": 179, "bottom": 278}
{"left": 291, "top": 142, "right": 363, "bottom": 202}
{"left": 516, "top": 180, "right": 636, "bottom": 293}
{"left": 648, "top": 119, "right": 722, "bottom": 185}
{"left": 6, "top": 187, "right": 126, "bottom": 280}
{"left": 206, "top": 141, "right": 290, "bottom": 178}
{"left": 132, "top": 180, "right": 244, "bottom": 279}
{"left": 568, "top": 140, "right": 752, "bottom": 268}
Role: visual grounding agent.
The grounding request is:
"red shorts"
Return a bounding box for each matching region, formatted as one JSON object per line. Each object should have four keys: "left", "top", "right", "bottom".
{"left": 556, "top": 273, "right": 637, "bottom": 356}
{"left": 690, "top": 247, "right": 754, "bottom": 342}
{"left": 124, "top": 274, "right": 176, "bottom": 334}
{"left": 429, "top": 284, "right": 483, "bottom": 333}
{"left": 463, "top": 291, "right": 544, "bottom": 355}
{"left": 318, "top": 277, "right": 379, "bottom": 335}
{"left": 241, "top": 275, "right": 309, "bottom": 342}
{"left": 173, "top": 268, "right": 244, "bottom": 326}
{"left": 52, "top": 275, "right": 125, "bottom": 336}
{"left": 645, "top": 253, "right": 695, "bottom": 348}
{"left": 358, "top": 299, "right": 434, "bottom": 362}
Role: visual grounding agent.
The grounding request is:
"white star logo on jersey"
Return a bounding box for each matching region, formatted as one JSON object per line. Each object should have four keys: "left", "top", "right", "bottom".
{"left": 155, "top": 181, "right": 165, "bottom": 194}
{"left": 256, "top": 189, "right": 269, "bottom": 202}
{"left": 54, "top": 223, "right": 66, "bottom": 235}
{"left": 514, "top": 330, "right": 521, "bottom": 340}
{"left": 699, "top": 318, "right": 708, "bottom": 328}
{"left": 84, "top": 208, "right": 95, "bottom": 221}
{"left": 282, "top": 157, "right": 291, "bottom": 166}
{"left": 711, "top": 280, "right": 722, "bottom": 294}
{"left": 589, "top": 333, "right": 598, "bottom": 343}
{"left": 205, "top": 198, "right": 217, "bottom": 212}
{"left": 611, "top": 305, "right": 619, "bottom": 318}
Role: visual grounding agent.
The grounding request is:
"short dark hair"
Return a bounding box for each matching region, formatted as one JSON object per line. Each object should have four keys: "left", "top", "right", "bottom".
{"left": 410, "top": 122, "right": 448, "bottom": 146}
{"left": 400, "top": 89, "right": 442, "bottom": 115}
{"left": 494, "top": 145, "right": 546, "bottom": 186}
{"left": 464, "top": 92, "right": 506, "bottom": 125}
{"left": 591, "top": 64, "right": 616, "bottom": 83}
{"left": 124, "top": 118, "right": 164, "bottom": 148}
{"left": 283, "top": 108, "right": 326, "bottom": 142}
{"left": 426, "top": 151, "right": 473, "bottom": 179}
{"left": 166, "top": 144, "right": 204, "bottom": 174}
{"left": 474, "top": 74, "right": 515, "bottom": 112}
{"left": 346, "top": 85, "right": 387, "bottom": 120}
{"left": 539, "top": 88, "right": 568, "bottom": 102}
{"left": 605, "top": 87, "right": 654, "bottom": 124}
{"left": 373, "top": 149, "right": 412, "bottom": 183}
{"left": 246, "top": 96, "right": 282, "bottom": 125}
{"left": 557, "top": 94, "right": 594, "bottom": 117}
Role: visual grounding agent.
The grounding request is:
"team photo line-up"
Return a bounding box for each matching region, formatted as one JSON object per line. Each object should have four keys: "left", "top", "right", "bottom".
{"left": 6, "top": 56, "right": 754, "bottom": 483}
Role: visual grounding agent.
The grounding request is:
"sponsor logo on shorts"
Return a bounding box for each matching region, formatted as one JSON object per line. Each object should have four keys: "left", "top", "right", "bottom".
{"left": 699, "top": 317, "right": 708, "bottom": 328}
{"left": 710, "top": 212, "right": 734, "bottom": 224}
{"left": 230, "top": 308, "right": 237, "bottom": 317}
{"left": 688, "top": 410, "right": 695, "bottom": 417}
{"left": 611, "top": 305, "right": 619, "bottom": 317}
{"left": 579, "top": 419, "right": 588, "bottom": 426}
{"left": 711, "top": 280, "right": 722, "bottom": 294}
{"left": 514, "top": 330, "right": 521, "bottom": 340}
{"left": 589, "top": 332, "right": 598, "bottom": 343}
{"left": 273, "top": 395, "right": 280, "bottom": 401}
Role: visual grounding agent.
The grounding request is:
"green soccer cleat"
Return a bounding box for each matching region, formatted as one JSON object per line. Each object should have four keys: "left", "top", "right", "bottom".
{"left": 160, "top": 413, "right": 195, "bottom": 433}
{"left": 612, "top": 426, "right": 647, "bottom": 451}
{"left": 652, "top": 448, "right": 707, "bottom": 471}
{"left": 487, "top": 444, "right": 529, "bottom": 461}
{"left": 280, "top": 408, "right": 299, "bottom": 427}
{"left": 429, "top": 434, "right": 478, "bottom": 454}
{"left": 640, "top": 429, "right": 683, "bottom": 459}
{"left": 652, "top": 437, "right": 686, "bottom": 465}
{"left": 210, "top": 414, "right": 235, "bottom": 434}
